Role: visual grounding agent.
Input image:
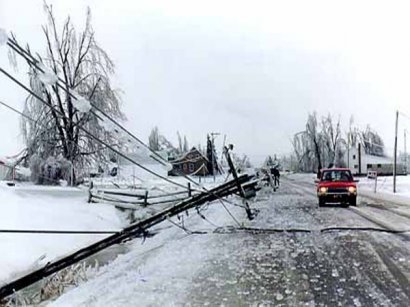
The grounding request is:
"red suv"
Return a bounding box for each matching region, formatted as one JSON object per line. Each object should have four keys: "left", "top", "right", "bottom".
{"left": 316, "top": 168, "right": 358, "bottom": 207}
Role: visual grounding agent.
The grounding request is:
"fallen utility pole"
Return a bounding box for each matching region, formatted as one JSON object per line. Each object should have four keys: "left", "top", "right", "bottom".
{"left": 223, "top": 145, "right": 254, "bottom": 219}
{"left": 0, "top": 174, "right": 252, "bottom": 299}
{"left": 393, "top": 110, "right": 399, "bottom": 193}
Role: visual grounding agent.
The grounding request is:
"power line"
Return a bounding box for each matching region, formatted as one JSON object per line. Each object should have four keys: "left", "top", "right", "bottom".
{"left": 1, "top": 99, "right": 245, "bottom": 223}
{"left": 7, "top": 36, "right": 212, "bottom": 193}
{"left": 0, "top": 67, "right": 190, "bottom": 190}
{"left": 219, "top": 200, "right": 241, "bottom": 227}
{"left": 3, "top": 36, "right": 254, "bottom": 219}
{"left": 0, "top": 229, "right": 118, "bottom": 234}
{"left": 7, "top": 37, "right": 170, "bottom": 168}
{"left": 0, "top": 99, "right": 120, "bottom": 174}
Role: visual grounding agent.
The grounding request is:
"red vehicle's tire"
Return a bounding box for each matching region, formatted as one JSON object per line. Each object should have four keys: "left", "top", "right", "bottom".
{"left": 318, "top": 198, "right": 325, "bottom": 207}
{"left": 350, "top": 197, "right": 357, "bottom": 206}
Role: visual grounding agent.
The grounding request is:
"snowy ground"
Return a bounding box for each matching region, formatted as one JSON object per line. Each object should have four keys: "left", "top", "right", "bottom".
{"left": 359, "top": 175, "right": 410, "bottom": 197}
{"left": 358, "top": 175, "right": 410, "bottom": 209}
{"left": 44, "top": 175, "right": 410, "bottom": 306}
{"left": 0, "top": 182, "right": 126, "bottom": 284}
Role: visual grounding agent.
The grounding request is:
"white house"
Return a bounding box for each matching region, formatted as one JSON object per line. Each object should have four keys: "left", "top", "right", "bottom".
{"left": 346, "top": 145, "right": 406, "bottom": 176}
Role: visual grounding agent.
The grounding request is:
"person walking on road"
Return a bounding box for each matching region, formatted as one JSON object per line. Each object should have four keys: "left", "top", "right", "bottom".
{"left": 271, "top": 167, "right": 280, "bottom": 187}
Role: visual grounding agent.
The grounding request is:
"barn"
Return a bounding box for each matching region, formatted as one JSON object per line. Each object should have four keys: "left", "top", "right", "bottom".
{"left": 169, "top": 147, "right": 209, "bottom": 176}
{"left": 347, "top": 145, "right": 406, "bottom": 176}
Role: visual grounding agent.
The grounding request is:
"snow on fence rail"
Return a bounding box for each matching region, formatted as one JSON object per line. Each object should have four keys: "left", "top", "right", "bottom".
{"left": 87, "top": 182, "right": 196, "bottom": 209}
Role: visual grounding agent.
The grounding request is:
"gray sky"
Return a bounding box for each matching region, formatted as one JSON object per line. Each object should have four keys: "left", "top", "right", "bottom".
{"left": 1, "top": 0, "right": 410, "bottom": 164}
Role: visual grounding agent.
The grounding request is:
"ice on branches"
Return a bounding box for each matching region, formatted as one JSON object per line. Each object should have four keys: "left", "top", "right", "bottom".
{"left": 36, "top": 63, "right": 58, "bottom": 85}
{"left": 70, "top": 90, "right": 92, "bottom": 113}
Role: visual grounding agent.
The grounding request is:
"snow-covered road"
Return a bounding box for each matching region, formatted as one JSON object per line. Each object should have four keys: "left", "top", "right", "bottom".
{"left": 45, "top": 174, "right": 410, "bottom": 306}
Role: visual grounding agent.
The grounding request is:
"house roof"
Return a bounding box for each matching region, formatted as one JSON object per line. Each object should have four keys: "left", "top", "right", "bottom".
{"left": 171, "top": 147, "right": 209, "bottom": 164}
{"left": 363, "top": 154, "right": 394, "bottom": 164}
{"left": 321, "top": 168, "right": 351, "bottom": 171}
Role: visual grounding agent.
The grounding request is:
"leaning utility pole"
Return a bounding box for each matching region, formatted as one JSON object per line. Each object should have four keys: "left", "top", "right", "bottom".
{"left": 358, "top": 142, "right": 362, "bottom": 176}
{"left": 404, "top": 129, "right": 407, "bottom": 174}
{"left": 393, "top": 110, "right": 399, "bottom": 193}
{"left": 347, "top": 132, "right": 350, "bottom": 169}
{"left": 210, "top": 132, "right": 220, "bottom": 182}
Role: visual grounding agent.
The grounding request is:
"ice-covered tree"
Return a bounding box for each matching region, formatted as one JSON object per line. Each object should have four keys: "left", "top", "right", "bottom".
{"left": 177, "top": 131, "right": 183, "bottom": 154}
{"left": 18, "top": 4, "right": 124, "bottom": 184}
{"left": 264, "top": 155, "right": 275, "bottom": 167}
{"left": 359, "top": 126, "right": 385, "bottom": 156}
{"left": 183, "top": 136, "right": 189, "bottom": 153}
{"left": 147, "top": 127, "right": 180, "bottom": 159}
{"left": 148, "top": 126, "right": 160, "bottom": 151}
{"left": 306, "top": 112, "right": 323, "bottom": 173}
{"left": 321, "top": 114, "right": 345, "bottom": 167}
{"left": 206, "top": 134, "right": 219, "bottom": 175}
{"left": 293, "top": 113, "right": 347, "bottom": 172}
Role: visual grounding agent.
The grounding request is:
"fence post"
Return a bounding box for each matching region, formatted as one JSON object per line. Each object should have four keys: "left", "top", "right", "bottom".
{"left": 374, "top": 175, "right": 377, "bottom": 193}
{"left": 88, "top": 181, "right": 94, "bottom": 203}
{"left": 188, "top": 182, "right": 192, "bottom": 197}
{"left": 143, "top": 190, "right": 149, "bottom": 207}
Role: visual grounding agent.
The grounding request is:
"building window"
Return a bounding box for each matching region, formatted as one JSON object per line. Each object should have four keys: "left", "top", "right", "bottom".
{"left": 367, "top": 164, "right": 372, "bottom": 169}
{"left": 189, "top": 163, "right": 195, "bottom": 172}
{"left": 354, "top": 165, "right": 358, "bottom": 168}
{"left": 353, "top": 155, "right": 356, "bottom": 160}
{"left": 377, "top": 164, "right": 382, "bottom": 168}
{"left": 183, "top": 164, "right": 188, "bottom": 171}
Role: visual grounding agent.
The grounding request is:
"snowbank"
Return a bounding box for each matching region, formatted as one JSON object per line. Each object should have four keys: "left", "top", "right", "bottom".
{"left": 0, "top": 183, "right": 126, "bottom": 283}
{"left": 359, "top": 175, "right": 410, "bottom": 200}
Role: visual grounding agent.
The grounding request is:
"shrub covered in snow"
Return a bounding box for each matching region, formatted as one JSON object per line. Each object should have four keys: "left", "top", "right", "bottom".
{"left": 29, "top": 154, "right": 73, "bottom": 185}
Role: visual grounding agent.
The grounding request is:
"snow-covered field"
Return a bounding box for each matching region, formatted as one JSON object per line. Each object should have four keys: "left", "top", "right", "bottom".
{"left": 359, "top": 175, "right": 410, "bottom": 204}
{"left": 0, "top": 182, "right": 126, "bottom": 284}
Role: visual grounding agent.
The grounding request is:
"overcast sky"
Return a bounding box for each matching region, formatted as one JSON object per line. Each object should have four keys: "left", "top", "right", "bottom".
{"left": 2, "top": 0, "right": 410, "bottom": 164}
